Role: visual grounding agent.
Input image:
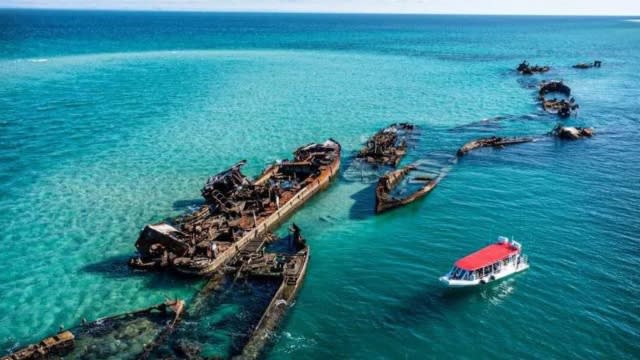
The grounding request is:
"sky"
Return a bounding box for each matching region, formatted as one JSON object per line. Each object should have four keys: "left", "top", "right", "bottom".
{"left": 2, "top": 0, "right": 640, "bottom": 15}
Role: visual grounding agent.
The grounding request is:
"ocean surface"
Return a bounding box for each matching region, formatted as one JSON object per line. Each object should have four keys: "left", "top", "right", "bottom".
{"left": 1, "top": 10, "right": 639, "bottom": 359}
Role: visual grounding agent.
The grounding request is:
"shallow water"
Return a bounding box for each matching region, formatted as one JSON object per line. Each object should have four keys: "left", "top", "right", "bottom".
{"left": 0, "top": 10, "right": 639, "bottom": 359}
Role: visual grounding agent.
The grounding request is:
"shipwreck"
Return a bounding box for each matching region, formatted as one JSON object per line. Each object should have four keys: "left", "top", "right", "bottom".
{"left": 457, "top": 136, "right": 535, "bottom": 157}
{"left": 1, "top": 300, "right": 185, "bottom": 360}
{"left": 538, "top": 80, "right": 578, "bottom": 118}
{"left": 356, "top": 123, "right": 415, "bottom": 167}
{"left": 573, "top": 60, "right": 602, "bottom": 69}
{"left": 552, "top": 126, "right": 594, "bottom": 140}
{"left": 517, "top": 60, "right": 550, "bottom": 75}
{"left": 138, "top": 226, "right": 311, "bottom": 360}
{"left": 129, "top": 139, "right": 340, "bottom": 276}
{"left": 233, "top": 224, "right": 309, "bottom": 359}
{"left": 374, "top": 164, "right": 441, "bottom": 213}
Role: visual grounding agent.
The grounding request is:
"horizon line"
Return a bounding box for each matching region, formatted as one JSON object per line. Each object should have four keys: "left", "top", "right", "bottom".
{"left": 1, "top": 7, "right": 639, "bottom": 17}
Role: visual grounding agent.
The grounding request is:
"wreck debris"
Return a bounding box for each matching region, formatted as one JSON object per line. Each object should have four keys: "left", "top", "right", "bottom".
{"left": 1, "top": 300, "right": 185, "bottom": 360}
{"left": 517, "top": 60, "right": 550, "bottom": 75}
{"left": 129, "top": 139, "right": 340, "bottom": 276}
{"left": 457, "top": 136, "right": 535, "bottom": 157}
{"left": 357, "top": 123, "right": 415, "bottom": 167}
{"left": 573, "top": 60, "right": 602, "bottom": 69}
{"left": 538, "top": 80, "right": 578, "bottom": 118}
{"left": 542, "top": 99, "right": 578, "bottom": 118}
{"left": 234, "top": 224, "right": 309, "bottom": 360}
{"left": 552, "top": 126, "right": 594, "bottom": 140}
{"left": 374, "top": 165, "right": 441, "bottom": 213}
{"left": 1, "top": 331, "right": 75, "bottom": 360}
{"left": 538, "top": 80, "right": 571, "bottom": 98}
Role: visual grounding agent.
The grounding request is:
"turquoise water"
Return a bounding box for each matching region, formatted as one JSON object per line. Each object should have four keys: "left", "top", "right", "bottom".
{"left": 1, "top": 10, "right": 639, "bottom": 358}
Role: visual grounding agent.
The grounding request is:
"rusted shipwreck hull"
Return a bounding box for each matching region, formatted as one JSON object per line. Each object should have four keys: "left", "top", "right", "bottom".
{"left": 1, "top": 300, "right": 185, "bottom": 360}
{"left": 553, "top": 126, "right": 594, "bottom": 140}
{"left": 538, "top": 80, "right": 571, "bottom": 98}
{"left": 234, "top": 225, "right": 310, "bottom": 359}
{"left": 130, "top": 139, "right": 340, "bottom": 276}
{"left": 1, "top": 331, "right": 74, "bottom": 360}
{"left": 357, "top": 123, "right": 415, "bottom": 167}
{"left": 538, "top": 80, "right": 578, "bottom": 118}
{"left": 375, "top": 165, "right": 440, "bottom": 213}
{"left": 457, "top": 136, "right": 534, "bottom": 157}
{"left": 573, "top": 60, "right": 601, "bottom": 69}
{"left": 517, "top": 61, "right": 550, "bottom": 75}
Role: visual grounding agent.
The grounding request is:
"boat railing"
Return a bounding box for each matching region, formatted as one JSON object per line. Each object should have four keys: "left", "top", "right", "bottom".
{"left": 521, "top": 254, "right": 528, "bottom": 264}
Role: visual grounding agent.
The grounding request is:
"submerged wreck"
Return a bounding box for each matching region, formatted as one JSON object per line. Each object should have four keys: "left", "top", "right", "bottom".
{"left": 1, "top": 300, "right": 185, "bottom": 360}
{"left": 553, "top": 126, "right": 594, "bottom": 140}
{"left": 234, "top": 224, "right": 309, "bottom": 359}
{"left": 457, "top": 136, "right": 534, "bottom": 157}
{"left": 357, "top": 123, "right": 415, "bottom": 167}
{"left": 130, "top": 140, "right": 340, "bottom": 276}
{"left": 538, "top": 80, "right": 578, "bottom": 118}
{"left": 573, "top": 60, "right": 602, "bottom": 69}
{"left": 140, "top": 226, "right": 311, "bottom": 360}
{"left": 375, "top": 165, "right": 441, "bottom": 213}
{"left": 517, "top": 61, "right": 550, "bottom": 75}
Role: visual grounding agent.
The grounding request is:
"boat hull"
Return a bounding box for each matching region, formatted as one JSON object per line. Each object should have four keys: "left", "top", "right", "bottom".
{"left": 175, "top": 154, "right": 339, "bottom": 276}
{"left": 440, "top": 263, "right": 529, "bottom": 288}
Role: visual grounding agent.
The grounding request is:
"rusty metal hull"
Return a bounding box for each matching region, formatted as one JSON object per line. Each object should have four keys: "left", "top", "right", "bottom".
{"left": 457, "top": 136, "right": 534, "bottom": 157}
{"left": 174, "top": 146, "right": 339, "bottom": 276}
{"left": 236, "top": 247, "right": 310, "bottom": 360}
{"left": 375, "top": 165, "right": 440, "bottom": 214}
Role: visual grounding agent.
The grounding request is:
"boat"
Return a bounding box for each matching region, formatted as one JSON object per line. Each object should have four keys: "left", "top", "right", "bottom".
{"left": 538, "top": 80, "right": 571, "bottom": 98}
{"left": 517, "top": 61, "right": 550, "bottom": 75}
{"left": 1, "top": 300, "right": 185, "bottom": 360}
{"left": 374, "top": 164, "right": 441, "bottom": 213}
{"left": 538, "top": 80, "right": 578, "bottom": 117}
{"left": 235, "top": 224, "right": 310, "bottom": 359}
{"left": 357, "top": 123, "right": 415, "bottom": 167}
{"left": 439, "top": 237, "right": 529, "bottom": 287}
{"left": 1, "top": 331, "right": 75, "bottom": 360}
{"left": 456, "top": 136, "right": 534, "bottom": 157}
{"left": 552, "top": 125, "right": 594, "bottom": 140}
{"left": 573, "top": 60, "right": 601, "bottom": 69}
{"left": 129, "top": 139, "right": 340, "bottom": 276}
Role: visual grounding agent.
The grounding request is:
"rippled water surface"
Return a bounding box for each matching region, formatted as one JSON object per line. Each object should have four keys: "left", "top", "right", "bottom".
{"left": 0, "top": 10, "right": 639, "bottom": 359}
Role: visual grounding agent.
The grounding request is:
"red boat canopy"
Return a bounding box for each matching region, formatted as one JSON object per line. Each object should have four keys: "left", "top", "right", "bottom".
{"left": 455, "top": 242, "right": 519, "bottom": 271}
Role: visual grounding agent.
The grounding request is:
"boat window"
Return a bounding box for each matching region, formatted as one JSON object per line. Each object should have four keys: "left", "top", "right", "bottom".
{"left": 484, "top": 266, "right": 492, "bottom": 275}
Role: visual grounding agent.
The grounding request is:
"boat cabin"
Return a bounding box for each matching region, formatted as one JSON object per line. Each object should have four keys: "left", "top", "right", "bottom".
{"left": 441, "top": 236, "right": 528, "bottom": 287}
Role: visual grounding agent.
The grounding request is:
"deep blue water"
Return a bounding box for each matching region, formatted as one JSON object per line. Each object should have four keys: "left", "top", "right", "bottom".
{"left": 1, "top": 10, "right": 639, "bottom": 359}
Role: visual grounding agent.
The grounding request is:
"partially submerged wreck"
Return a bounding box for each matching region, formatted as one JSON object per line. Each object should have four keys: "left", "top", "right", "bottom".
{"left": 553, "top": 126, "right": 594, "bottom": 140}
{"left": 357, "top": 123, "right": 415, "bottom": 167}
{"left": 129, "top": 139, "right": 340, "bottom": 276}
{"left": 517, "top": 61, "right": 550, "bottom": 75}
{"left": 234, "top": 224, "right": 309, "bottom": 359}
{"left": 1, "top": 300, "right": 185, "bottom": 360}
{"left": 457, "top": 136, "right": 534, "bottom": 157}
{"left": 538, "top": 80, "right": 571, "bottom": 98}
{"left": 542, "top": 99, "right": 578, "bottom": 118}
{"left": 1, "top": 331, "right": 74, "bottom": 360}
{"left": 375, "top": 165, "right": 441, "bottom": 213}
{"left": 139, "top": 226, "right": 311, "bottom": 360}
{"left": 573, "top": 60, "right": 602, "bottom": 69}
{"left": 538, "top": 80, "right": 578, "bottom": 118}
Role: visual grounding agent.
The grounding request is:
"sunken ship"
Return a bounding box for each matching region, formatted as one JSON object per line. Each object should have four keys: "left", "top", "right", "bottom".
{"left": 129, "top": 139, "right": 340, "bottom": 276}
